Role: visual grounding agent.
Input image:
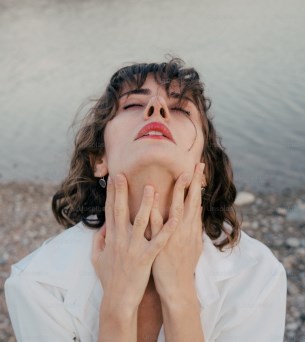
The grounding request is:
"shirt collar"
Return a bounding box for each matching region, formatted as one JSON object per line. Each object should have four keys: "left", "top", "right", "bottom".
{"left": 195, "top": 228, "right": 258, "bottom": 309}
{"left": 18, "top": 220, "right": 258, "bottom": 338}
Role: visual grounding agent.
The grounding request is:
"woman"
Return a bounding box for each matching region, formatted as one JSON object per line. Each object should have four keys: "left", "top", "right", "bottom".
{"left": 5, "top": 58, "right": 287, "bottom": 341}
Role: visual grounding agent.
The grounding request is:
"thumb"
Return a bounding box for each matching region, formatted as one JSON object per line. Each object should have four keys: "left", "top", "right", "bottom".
{"left": 150, "top": 192, "right": 163, "bottom": 238}
{"left": 91, "top": 224, "right": 106, "bottom": 265}
{"left": 151, "top": 217, "right": 178, "bottom": 254}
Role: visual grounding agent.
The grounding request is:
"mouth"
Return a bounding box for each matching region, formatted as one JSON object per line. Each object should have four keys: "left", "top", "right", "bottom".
{"left": 135, "top": 122, "right": 176, "bottom": 143}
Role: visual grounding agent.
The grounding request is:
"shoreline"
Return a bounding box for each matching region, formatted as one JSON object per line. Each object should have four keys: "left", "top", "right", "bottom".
{"left": 1, "top": 181, "right": 305, "bottom": 341}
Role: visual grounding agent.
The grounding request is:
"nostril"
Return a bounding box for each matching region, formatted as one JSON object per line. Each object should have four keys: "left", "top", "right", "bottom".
{"left": 148, "top": 106, "right": 154, "bottom": 116}
{"left": 160, "top": 108, "right": 165, "bottom": 118}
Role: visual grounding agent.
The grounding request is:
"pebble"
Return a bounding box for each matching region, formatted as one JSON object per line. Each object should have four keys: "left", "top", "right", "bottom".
{"left": 275, "top": 207, "right": 288, "bottom": 216}
{"left": 272, "top": 237, "right": 284, "bottom": 247}
{"left": 287, "top": 281, "right": 300, "bottom": 296}
{"left": 286, "top": 322, "right": 299, "bottom": 331}
{"left": 234, "top": 191, "right": 256, "bottom": 206}
{"left": 296, "top": 248, "right": 305, "bottom": 256}
{"left": 271, "top": 223, "right": 282, "bottom": 233}
{"left": 0, "top": 257, "right": 7, "bottom": 266}
{"left": 251, "top": 221, "right": 259, "bottom": 229}
{"left": 286, "top": 201, "right": 305, "bottom": 222}
{"left": 286, "top": 237, "right": 300, "bottom": 248}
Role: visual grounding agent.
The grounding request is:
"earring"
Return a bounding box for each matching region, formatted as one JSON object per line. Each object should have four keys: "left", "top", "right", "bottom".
{"left": 99, "top": 176, "right": 106, "bottom": 188}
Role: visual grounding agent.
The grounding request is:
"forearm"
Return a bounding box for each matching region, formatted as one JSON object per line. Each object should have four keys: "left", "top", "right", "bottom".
{"left": 160, "top": 281, "right": 205, "bottom": 342}
{"left": 98, "top": 297, "right": 138, "bottom": 342}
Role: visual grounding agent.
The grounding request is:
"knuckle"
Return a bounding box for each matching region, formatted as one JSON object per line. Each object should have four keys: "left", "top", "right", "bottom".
{"left": 105, "top": 202, "right": 112, "bottom": 212}
{"left": 115, "top": 175, "right": 126, "bottom": 190}
{"left": 134, "top": 215, "right": 147, "bottom": 227}
{"left": 114, "top": 205, "right": 125, "bottom": 218}
{"left": 180, "top": 173, "right": 190, "bottom": 186}
{"left": 190, "top": 196, "right": 200, "bottom": 207}
{"left": 175, "top": 205, "right": 184, "bottom": 216}
{"left": 151, "top": 216, "right": 162, "bottom": 227}
{"left": 154, "top": 238, "right": 163, "bottom": 250}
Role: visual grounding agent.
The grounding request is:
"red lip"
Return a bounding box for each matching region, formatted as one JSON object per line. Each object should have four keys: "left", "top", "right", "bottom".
{"left": 135, "top": 122, "right": 175, "bottom": 143}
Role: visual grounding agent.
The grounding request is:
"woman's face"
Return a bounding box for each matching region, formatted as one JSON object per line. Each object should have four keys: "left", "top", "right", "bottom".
{"left": 103, "top": 74, "right": 204, "bottom": 178}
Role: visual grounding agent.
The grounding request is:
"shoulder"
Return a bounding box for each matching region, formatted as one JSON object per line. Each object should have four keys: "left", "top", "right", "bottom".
{"left": 217, "top": 230, "right": 286, "bottom": 300}
{"left": 238, "top": 230, "right": 286, "bottom": 281}
{"left": 201, "top": 231, "right": 287, "bottom": 341}
{"left": 7, "top": 222, "right": 97, "bottom": 288}
{"left": 198, "top": 228, "right": 286, "bottom": 305}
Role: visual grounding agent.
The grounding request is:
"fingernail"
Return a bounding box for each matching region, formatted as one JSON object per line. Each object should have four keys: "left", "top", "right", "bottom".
{"left": 145, "top": 185, "right": 154, "bottom": 195}
{"left": 115, "top": 173, "right": 125, "bottom": 184}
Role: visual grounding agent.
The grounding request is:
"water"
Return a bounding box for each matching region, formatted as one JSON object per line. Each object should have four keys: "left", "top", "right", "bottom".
{"left": 0, "top": 0, "right": 304, "bottom": 193}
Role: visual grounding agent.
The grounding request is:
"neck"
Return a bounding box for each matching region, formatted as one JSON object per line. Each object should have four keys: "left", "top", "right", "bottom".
{"left": 125, "top": 167, "right": 177, "bottom": 240}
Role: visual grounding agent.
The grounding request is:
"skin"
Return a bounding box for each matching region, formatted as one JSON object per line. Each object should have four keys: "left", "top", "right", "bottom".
{"left": 92, "top": 74, "right": 206, "bottom": 239}
{"left": 91, "top": 74, "right": 207, "bottom": 341}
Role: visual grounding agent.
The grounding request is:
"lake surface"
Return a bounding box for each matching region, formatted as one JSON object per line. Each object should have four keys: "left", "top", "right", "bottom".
{"left": 0, "top": 0, "right": 304, "bottom": 193}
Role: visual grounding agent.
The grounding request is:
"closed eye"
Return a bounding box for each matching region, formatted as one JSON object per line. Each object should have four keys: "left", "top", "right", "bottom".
{"left": 123, "top": 104, "right": 143, "bottom": 110}
{"left": 171, "top": 107, "right": 191, "bottom": 116}
{"left": 123, "top": 104, "right": 190, "bottom": 116}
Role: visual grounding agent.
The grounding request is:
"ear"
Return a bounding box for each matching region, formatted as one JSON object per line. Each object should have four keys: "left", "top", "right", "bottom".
{"left": 89, "top": 153, "right": 108, "bottom": 178}
{"left": 200, "top": 157, "right": 208, "bottom": 187}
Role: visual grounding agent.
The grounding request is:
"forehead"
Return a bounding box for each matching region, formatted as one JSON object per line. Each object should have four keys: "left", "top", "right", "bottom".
{"left": 119, "top": 74, "right": 196, "bottom": 106}
{"left": 120, "top": 74, "right": 179, "bottom": 94}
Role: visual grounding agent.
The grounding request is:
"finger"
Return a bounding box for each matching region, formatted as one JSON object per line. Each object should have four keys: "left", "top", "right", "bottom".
{"left": 105, "top": 176, "right": 114, "bottom": 238}
{"left": 185, "top": 163, "right": 205, "bottom": 212}
{"left": 132, "top": 185, "right": 155, "bottom": 239}
{"left": 150, "top": 192, "right": 163, "bottom": 238}
{"left": 91, "top": 226, "right": 105, "bottom": 266}
{"left": 169, "top": 172, "right": 189, "bottom": 221}
{"left": 150, "top": 217, "right": 178, "bottom": 254}
{"left": 114, "top": 173, "right": 129, "bottom": 233}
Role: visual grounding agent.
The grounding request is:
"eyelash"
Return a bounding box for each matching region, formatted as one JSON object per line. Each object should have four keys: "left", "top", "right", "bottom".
{"left": 122, "top": 104, "right": 191, "bottom": 116}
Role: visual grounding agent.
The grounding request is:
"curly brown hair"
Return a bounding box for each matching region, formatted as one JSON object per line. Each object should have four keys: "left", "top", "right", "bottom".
{"left": 52, "top": 57, "right": 241, "bottom": 252}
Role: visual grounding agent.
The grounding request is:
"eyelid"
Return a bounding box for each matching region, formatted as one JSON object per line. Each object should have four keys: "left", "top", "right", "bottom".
{"left": 123, "top": 103, "right": 191, "bottom": 116}
{"left": 122, "top": 103, "right": 143, "bottom": 109}
{"left": 171, "top": 107, "right": 191, "bottom": 116}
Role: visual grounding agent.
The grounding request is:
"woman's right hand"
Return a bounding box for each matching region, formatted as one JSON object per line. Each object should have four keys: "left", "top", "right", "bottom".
{"left": 91, "top": 173, "right": 178, "bottom": 312}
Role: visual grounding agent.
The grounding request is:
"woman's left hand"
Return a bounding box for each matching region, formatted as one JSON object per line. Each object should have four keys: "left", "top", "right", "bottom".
{"left": 151, "top": 163, "right": 205, "bottom": 300}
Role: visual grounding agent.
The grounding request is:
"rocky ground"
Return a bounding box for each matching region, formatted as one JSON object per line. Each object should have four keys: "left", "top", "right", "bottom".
{"left": 0, "top": 182, "right": 304, "bottom": 341}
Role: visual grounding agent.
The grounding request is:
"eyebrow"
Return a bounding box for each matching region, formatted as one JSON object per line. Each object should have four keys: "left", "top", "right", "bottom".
{"left": 119, "top": 88, "right": 196, "bottom": 105}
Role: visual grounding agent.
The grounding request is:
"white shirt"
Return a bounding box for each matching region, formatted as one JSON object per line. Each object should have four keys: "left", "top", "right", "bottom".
{"left": 5, "top": 221, "right": 287, "bottom": 341}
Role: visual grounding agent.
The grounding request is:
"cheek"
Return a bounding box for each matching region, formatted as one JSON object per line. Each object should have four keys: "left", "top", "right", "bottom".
{"left": 103, "top": 119, "right": 133, "bottom": 163}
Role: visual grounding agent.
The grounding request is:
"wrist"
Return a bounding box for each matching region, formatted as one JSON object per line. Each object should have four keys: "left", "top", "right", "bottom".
{"left": 99, "top": 297, "right": 138, "bottom": 342}
{"left": 161, "top": 289, "right": 200, "bottom": 316}
{"left": 101, "top": 295, "right": 138, "bottom": 320}
{"left": 157, "top": 275, "right": 196, "bottom": 303}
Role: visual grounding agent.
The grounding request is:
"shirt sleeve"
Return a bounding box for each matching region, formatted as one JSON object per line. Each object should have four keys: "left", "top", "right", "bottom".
{"left": 4, "top": 274, "right": 80, "bottom": 342}
{"left": 215, "top": 263, "right": 287, "bottom": 342}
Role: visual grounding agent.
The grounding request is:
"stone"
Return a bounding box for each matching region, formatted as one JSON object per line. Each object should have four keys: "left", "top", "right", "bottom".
{"left": 287, "top": 201, "right": 305, "bottom": 222}
{"left": 286, "top": 322, "right": 299, "bottom": 331}
{"left": 0, "top": 258, "right": 7, "bottom": 266}
{"left": 251, "top": 221, "right": 259, "bottom": 229}
{"left": 275, "top": 207, "right": 287, "bottom": 216}
{"left": 286, "top": 237, "right": 300, "bottom": 248}
{"left": 271, "top": 223, "right": 282, "bottom": 233}
{"left": 234, "top": 191, "right": 255, "bottom": 206}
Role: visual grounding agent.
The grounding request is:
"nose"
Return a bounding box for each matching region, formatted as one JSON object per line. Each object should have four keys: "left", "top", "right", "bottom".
{"left": 143, "top": 96, "right": 170, "bottom": 120}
